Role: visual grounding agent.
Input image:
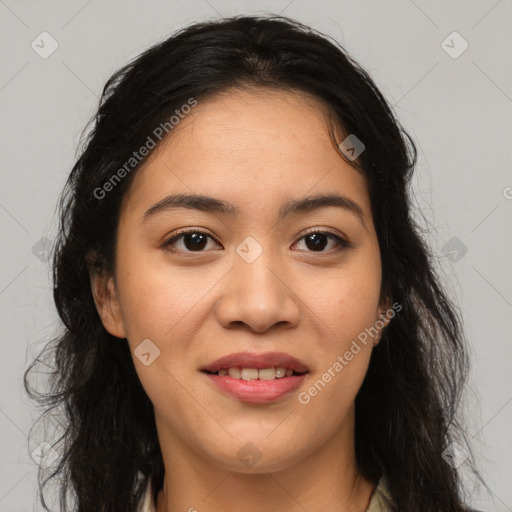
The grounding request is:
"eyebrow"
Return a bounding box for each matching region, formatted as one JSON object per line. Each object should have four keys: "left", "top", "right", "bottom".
{"left": 143, "top": 193, "right": 366, "bottom": 227}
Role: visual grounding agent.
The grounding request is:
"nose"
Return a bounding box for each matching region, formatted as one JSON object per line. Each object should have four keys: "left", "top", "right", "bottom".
{"left": 214, "top": 247, "right": 301, "bottom": 333}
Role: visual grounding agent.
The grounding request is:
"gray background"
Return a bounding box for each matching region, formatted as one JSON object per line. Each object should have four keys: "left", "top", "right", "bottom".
{"left": 1, "top": 0, "right": 511, "bottom": 510}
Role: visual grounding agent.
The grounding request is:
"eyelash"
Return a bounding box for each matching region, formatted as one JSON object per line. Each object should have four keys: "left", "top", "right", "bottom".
{"left": 163, "top": 228, "right": 353, "bottom": 254}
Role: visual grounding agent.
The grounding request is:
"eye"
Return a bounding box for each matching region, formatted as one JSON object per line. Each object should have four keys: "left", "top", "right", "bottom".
{"left": 292, "top": 229, "right": 353, "bottom": 253}
{"left": 163, "top": 229, "right": 222, "bottom": 252}
{"left": 163, "top": 228, "right": 353, "bottom": 254}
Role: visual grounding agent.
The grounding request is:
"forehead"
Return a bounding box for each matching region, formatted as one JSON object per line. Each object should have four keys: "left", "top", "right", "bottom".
{"left": 147, "top": 87, "right": 336, "bottom": 163}
{"left": 122, "top": 87, "right": 370, "bottom": 217}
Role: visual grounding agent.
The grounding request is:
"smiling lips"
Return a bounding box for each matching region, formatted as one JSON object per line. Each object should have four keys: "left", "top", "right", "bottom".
{"left": 201, "top": 351, "right": 309, "bottom": 404}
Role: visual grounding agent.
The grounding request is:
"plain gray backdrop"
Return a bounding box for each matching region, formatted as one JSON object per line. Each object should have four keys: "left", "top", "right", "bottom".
{"left": 1, "top": 1, "right": 511, "bottom": 510}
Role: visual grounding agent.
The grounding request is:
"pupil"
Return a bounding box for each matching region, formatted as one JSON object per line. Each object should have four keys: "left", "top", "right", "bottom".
{"left": 305, "top": 233, "right": 327, "bottom": 251}
{"left": 184, "top": 232, "right": 207, "bottom": 251}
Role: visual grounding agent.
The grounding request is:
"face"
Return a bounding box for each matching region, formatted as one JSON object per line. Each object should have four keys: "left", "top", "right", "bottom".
{"left": 92, "top": 87, "right": 389, "bottom": 473}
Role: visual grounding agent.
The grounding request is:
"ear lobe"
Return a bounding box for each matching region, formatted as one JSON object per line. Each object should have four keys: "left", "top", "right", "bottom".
{"left": 89, "top": 269, "right": 127, "bottom": 339}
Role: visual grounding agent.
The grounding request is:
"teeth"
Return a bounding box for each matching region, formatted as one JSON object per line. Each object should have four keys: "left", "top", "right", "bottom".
{"left": 258, "top": 367, "right": 276, "bottom": 380}
{"left": 241, "top": 368, "right": 259, "bottom": 380}
{"left": 217, "top": 366, "right": 300, "bottom": 380}
{"left": 275, "top": 367, "right": 286, "bottom": 378}
{"left": 227, "top": 367, "right": 241, "bottom": 379}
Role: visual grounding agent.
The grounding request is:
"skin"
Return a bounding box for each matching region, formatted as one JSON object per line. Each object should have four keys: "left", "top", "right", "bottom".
{"left": 91, "top": 87, "right": 391, "bottom": 511}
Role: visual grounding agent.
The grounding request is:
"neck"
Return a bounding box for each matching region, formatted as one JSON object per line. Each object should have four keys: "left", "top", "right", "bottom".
{"left": 154, "top": 407, "right": 376, "bottom": 512}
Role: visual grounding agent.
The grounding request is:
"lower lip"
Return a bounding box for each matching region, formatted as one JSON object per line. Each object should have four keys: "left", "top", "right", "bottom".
{"left": 203, "top": 372, "right": 307, "bottom": 404}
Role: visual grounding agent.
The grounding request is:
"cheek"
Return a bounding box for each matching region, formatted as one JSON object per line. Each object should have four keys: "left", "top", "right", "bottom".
{"left": 114, "top": 249, "right": 211, "bottom": 342}
{"left": 295, "top": 246, "right": 382, "bottom": 409}
{"left": 304, "top": 249, "right": 382, "bottom": 341}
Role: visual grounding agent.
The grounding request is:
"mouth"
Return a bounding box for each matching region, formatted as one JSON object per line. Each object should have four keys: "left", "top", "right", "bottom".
{"left": 201, "top": 352, "right": 309, "bottom": 404}
{"left": 201, "top": 351, "right": 309, "bottom": 374}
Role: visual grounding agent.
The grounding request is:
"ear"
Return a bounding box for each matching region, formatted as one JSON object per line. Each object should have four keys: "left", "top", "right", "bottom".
{"left": 373, "top": 298, "right": 394, "bottom": 346}
{"left": 89, "top": 267, "right": 127, "bottom": 339}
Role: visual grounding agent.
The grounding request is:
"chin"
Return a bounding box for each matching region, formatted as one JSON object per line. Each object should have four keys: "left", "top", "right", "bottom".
{"left": 205, "top": 441, "right": 305, "bottom": 474}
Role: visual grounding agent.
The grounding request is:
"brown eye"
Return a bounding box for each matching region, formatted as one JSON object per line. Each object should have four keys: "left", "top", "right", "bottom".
{"left": 293, "top": 230, "right": 353, "bottom": 253}
{"left": 164, "top": 230, "right": 221, "bottom": 252}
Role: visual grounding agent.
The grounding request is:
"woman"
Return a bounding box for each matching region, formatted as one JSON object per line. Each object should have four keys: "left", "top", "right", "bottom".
{"left": 25, "top": 15, "right": 480, "bottom": 512}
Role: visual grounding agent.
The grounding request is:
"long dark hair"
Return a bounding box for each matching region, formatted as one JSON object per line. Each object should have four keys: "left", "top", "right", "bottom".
{"left": 25, "top": 14, "right": 479, "bottom": 511}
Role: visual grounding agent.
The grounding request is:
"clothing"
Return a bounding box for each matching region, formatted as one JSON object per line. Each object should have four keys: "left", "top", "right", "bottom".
{"left": 138, "top": 478, "right": 156, "bottom": 512}
{"left": 138, "top": 475, "right": 393, "bottom": 512}
{"left": 367, "top": 475, "right": 394, "bottom": 511}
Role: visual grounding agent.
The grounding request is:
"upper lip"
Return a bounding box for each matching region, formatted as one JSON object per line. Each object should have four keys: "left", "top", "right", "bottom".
{"left": 201, "top": 352, "right": 309, "bottom": 373}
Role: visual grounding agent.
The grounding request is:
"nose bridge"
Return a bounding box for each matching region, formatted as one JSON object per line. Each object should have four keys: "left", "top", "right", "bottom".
{"left": 237, "top": 243, "right": 283, "bottom": 299}
{"left": 214, "top": 237, "right": 300, "bottom": 332}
